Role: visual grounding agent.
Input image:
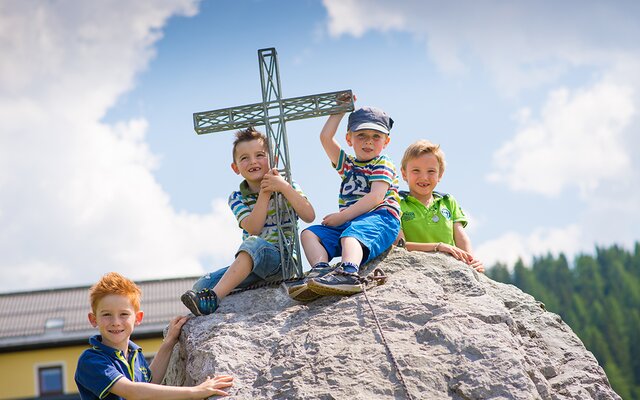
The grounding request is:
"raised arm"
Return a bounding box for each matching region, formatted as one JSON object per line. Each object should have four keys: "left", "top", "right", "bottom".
{"left": 320, "top": 113, "right": 345, "bottom": 166}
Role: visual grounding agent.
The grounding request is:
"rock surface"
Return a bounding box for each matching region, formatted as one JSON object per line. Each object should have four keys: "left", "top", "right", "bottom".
{"left": 164, "top": 247, "right": 621, "bottom": 399}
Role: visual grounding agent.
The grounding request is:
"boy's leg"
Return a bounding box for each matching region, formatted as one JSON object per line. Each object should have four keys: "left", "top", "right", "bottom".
{"left": 192, "top": 267, "right": 228, "bottom": 292}
{"left": 339, "top": 236, "right": 364, "bottom": 271}
{"left": 181, "top": 254, "right": 252, "bottom": 316}
{"left": 289, "top": 226, "right": 342, "bottom": 302}
{"left": 212, "top": 251, "right": 253, "bottom": 299}
{"left": 300, "top": 229, "right": 330, "bottom": 265}
{"left": 182, "top": 236, "right": 279, "bottom": 316}
{"left": 308, "top": 210, "right": 399, "bottom": 296}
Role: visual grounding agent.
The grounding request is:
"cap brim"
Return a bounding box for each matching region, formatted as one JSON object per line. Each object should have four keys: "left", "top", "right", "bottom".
{"left": 349, "top": 122, "right": 390, "bottom": 134}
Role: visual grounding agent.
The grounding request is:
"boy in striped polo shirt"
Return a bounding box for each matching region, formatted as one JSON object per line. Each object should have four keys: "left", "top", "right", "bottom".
{"left": 290, "top": 104, "right": 401, "bottom": 300}
{"left": 181, "top": 127, "right": 315, "bottom": 315}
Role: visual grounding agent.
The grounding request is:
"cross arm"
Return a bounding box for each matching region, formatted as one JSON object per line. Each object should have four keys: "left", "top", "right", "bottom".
{"left": 193, "top": 90, "right": 354, "bottom": 135}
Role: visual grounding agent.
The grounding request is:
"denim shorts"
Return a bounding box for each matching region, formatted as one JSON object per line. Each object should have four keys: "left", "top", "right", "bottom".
{"left": 304, "top": 208, "right": 400, "bottom": 265}
{"left": 192, "top": 236, "right": 288, "bottom": 291}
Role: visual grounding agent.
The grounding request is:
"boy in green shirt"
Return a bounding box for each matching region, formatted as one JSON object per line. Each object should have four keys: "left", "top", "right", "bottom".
{"left": 398, "top": 140, "right": 484, "bottom": 272}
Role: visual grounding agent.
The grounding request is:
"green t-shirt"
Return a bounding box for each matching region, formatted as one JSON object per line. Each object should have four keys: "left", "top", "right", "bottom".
{"left": 400, "top": 191, "right": 468, "bottom": 246}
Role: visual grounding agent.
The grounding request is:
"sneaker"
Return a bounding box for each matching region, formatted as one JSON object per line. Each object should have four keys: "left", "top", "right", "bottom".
{"left": 286, "top": 263, "right": 336, "bottom": 302}
{"left": 307, "top": 267, "right": 363, "bottom": 296}
{"left": 181, "top": 289, "right": 219, "bottom": 316}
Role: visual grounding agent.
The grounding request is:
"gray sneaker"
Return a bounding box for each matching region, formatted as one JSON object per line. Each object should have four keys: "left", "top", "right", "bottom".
{"left": 287, "top": 263, "right": 336, "bottom": 302}
{"left": 307, "top": 266, "right": 362, "bottom": 296}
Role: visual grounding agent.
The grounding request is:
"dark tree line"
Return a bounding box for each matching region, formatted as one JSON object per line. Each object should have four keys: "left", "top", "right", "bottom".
{"left": 487, "top": 242, "right": 640, "bottom": 400}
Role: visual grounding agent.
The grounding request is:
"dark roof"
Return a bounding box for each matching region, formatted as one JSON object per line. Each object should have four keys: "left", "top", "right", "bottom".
{"left": 0, "top": 276, "right": 198, "bottom": 352}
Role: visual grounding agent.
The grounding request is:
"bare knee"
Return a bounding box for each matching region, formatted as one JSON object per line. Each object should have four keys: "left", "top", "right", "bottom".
{"left": 301, "top": 230, "right": 319, "bottom": 243}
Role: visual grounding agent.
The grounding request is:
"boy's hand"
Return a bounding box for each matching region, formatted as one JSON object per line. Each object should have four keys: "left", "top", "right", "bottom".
{"left": 195, "top": 375, "right": 234, "bottom": 397}
{"left": 469, "top": 258, "right": 485, "bottom": 273}
{"left": 260, "top": 168, "right": 288, "bottom": 193}
{"left": 336, "top": 92, "right": 356, "bottom": 105}
{"left": 164, "top": 315, "right": 189, "bottom": 346}
{"left": 321, "top": 211, "right": 347, "bottom": 227}
{"left": 438, "top": 243, "right": 474, "bottom": 264}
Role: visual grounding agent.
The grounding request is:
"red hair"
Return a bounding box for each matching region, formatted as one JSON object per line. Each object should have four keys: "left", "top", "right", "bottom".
{"left": 89, "top": 272, "right": 142, "bottom": 313}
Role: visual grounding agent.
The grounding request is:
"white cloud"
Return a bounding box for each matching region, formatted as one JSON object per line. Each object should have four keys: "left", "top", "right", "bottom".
{"left": 0, "top": 1, "right": 241, "bottom": 292}
{"left": 322, "top": 0, "right": 640, "bottom": 94}
{"left": 487, "top": 82, "right": 635, "bottom": 197}
{"left": 323, "top": 0, "right": 405, "bottom": 38}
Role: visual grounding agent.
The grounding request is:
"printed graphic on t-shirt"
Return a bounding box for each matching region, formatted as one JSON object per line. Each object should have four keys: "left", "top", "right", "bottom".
{"left": 342, "top": 174, "right": 369, "bottom": 197}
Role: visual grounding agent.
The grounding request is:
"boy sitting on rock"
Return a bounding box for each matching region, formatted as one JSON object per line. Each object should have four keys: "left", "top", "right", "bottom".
{"left": 181, "top": 127, "right": 315, "bottom": 315}
{"left": 398, "top": 139, "right": 484, "bottom": 272}
{"left": 289, "top": 103, "right": 401, "bottom": 300}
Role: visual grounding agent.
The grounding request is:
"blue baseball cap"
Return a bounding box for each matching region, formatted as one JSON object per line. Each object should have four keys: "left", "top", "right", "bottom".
{"left": 347, "top": 106, "right": 394, "bottom": 135}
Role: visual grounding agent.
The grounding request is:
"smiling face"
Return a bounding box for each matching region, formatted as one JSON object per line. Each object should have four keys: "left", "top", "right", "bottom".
{"left": 231, "top": 139, "right": 270, "bottom": 187}
{"left": 402, "top": 153, "right": 442, "bottom": 202}
{"left": 88, "top": 294, "right": 143, "bottom": 352}
{"left": 346, "top": 129, "right": 390, "bottom": 161}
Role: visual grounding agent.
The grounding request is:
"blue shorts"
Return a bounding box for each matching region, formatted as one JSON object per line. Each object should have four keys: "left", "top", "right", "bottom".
{"left": 192, "top": 236, "right": 288, "bottom": 291}
{"left": 304, "top": 208, "right": 400, "bottom": 265}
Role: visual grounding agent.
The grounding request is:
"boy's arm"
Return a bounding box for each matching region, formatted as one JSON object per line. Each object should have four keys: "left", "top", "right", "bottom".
{"left": 149, "top": 316, "right": 188, "bottom": 384}
{"left": 453, "top": 222, "right": 472, "bottom": 253}
{"left": 453, "top": 222, "right": 485, "bottom": 272}
{"left": 238, "top": 189, "right": 272, "bottom": 236}
{"left": 110, "top": 375, "right": 233, "bottom": 400}
{"left": 322, "top": 181, "right": 389, "bottom": 226}
{"left": 320, "top": 113, "right": 345, "bottom": 166}
{"left": 260, "top": 169, "right": 315, "bottom": 223}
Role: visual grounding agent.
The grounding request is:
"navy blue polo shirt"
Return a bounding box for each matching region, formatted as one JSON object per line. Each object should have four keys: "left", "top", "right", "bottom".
{"left": 75, "top": 335, "right": 152, "bottom": 400}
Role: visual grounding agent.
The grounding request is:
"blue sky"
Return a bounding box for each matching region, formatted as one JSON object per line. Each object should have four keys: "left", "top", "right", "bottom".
{"left": 1, "top": 0, "right": 639, "bottom": 293}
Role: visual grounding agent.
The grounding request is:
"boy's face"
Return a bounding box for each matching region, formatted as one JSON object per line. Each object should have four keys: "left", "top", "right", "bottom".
{"left": 346, "top": 129, "right": 390, "bottom": 161}
{"left": 88, "top": 294, "right": 143, "bottom": 351}
{"left": 402, "top": 153, "right": 441, "bottom": 199}
{"left": 231, "top": 139, "right": 270, "bottom": 184}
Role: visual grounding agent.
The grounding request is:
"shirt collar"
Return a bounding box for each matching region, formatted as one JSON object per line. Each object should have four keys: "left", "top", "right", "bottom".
{"left": 239, "top": 180, "right": 258, "bottom": 197}
{"left": 89, "top": 334, "right": 142, "bottom": 358}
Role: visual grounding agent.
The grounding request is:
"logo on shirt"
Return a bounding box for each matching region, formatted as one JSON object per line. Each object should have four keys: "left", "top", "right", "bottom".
{"left": 440, "top": 207, "right": 451, "bottom": 220}
{"left": 402, "top": 211, "right": 415, "bottom": 221}
{"left": 139, "top": 366, "right": 150, "bottom": 382}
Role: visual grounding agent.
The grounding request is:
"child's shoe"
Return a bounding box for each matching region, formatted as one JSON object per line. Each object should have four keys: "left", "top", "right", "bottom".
{"left": 287, "top": 263, "right": 336, "bottom": 302}
{"left": 181, "top": 288, "right": 219, "bottom": 316}
{"left": 307, "top": 266, "right": 363, "bottom": 296}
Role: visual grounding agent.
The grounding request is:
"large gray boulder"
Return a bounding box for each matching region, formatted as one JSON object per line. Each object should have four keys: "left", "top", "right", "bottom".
{"left": 164, "top": 247, "right": 620, "bottom": 399}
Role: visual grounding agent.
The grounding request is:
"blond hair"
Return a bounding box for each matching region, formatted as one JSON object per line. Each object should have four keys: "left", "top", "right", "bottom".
{"left": 89, "top": 272, "right": 142, "bottom": 313}
{"left": 401, "top": 140, "right": 446, "bottom": 177}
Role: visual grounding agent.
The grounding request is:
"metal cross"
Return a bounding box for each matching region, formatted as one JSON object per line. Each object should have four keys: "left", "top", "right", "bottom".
{"left": 193, "top": 47, "right": 354, "bottom": 279}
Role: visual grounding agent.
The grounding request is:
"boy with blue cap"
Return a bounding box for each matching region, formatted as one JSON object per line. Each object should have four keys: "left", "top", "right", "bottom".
{"left": 289, "top": 101, "right": 401, "bottom": 300}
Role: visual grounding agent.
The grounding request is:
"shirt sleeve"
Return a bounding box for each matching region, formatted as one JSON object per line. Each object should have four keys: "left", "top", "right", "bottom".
{"left": 228, "top": 190, "right": 250, "bottom": 225}
{"left": 75, "top": 351, "right": 124, "bottom": 399}
{"left": 291, "top": 181, "right": 307, "bottom": 198}
{"left": 449, "top": 195, "right": 468, "bottom": 228}
{"left": 368, "top": 155, "right": 396, "bottom": 186}
{"left": 334, "top": 149, "right": 348, "bottom": 176}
